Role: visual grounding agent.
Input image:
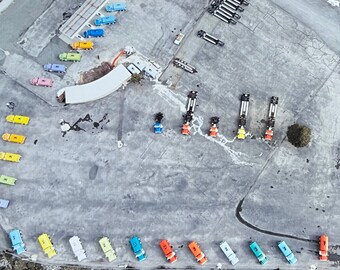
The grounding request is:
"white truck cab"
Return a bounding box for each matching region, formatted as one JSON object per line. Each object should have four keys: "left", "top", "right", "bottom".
{"left": 69, "top": 236, "right": 86, "bottom": 261}
{"left": 219, "top": 241, "right": 239, "bottom": 265}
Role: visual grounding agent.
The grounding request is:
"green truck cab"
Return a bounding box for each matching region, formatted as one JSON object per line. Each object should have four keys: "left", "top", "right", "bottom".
{"left": 59, "top": 52, "right": 82, "bottom": 62}
{"left": 0, "top": 175, "right": 16, "bottom": 185}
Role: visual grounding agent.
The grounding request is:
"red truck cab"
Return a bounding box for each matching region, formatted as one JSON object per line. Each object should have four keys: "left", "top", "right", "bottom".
{"left": 159, "top": 239, "right": 177, "bottom": 263}
{"left": 319, "top": 234, "right": 328, "bottom": 261}
{"left": 188, "top": 241, "right": 208, "bottom": 265}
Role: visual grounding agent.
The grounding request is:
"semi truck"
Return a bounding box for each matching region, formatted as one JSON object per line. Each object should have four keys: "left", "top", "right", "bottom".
{"left": 264, "top": 96, "right": 278, "bottom": 141}
{"left": 188, "top": 241, "right": 208, "bottom": 265}
{"left": 182, "top": 91, "right": 198, "bottom": 135}
{"left": 160, "top": 239, "right": 177, "bottom": 263}
{"left": 197, "top": 30, "right": 224, "bottom": 46}
{"left": 71, "top": 41, "right": 93, "bottom": 50}
{"left": 6, "top": 115, "right": 30, "bottom": 125}
{"left": 99, "top": 236, "right": 117, "bottom": 262}
{"left": 237, "top": 94, "right": 249, "bottom": 140}
{"left": 249, "top": 241, "right": 268, "bottom": 265}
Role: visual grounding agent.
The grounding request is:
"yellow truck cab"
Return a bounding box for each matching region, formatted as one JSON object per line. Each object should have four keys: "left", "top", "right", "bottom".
{"left": 2, "top": 133, "right": 26, "bottom": 144}
{"left": 71, "top": 41, "right": 93, "bottom": 50}
{"left": 6, "top": 115, "right": 30, "bottom": 125}
{"left": 38, "top": 233, "right": 56, "bottom": 258}
{"left": 99, "top": 236, "right": 117, "bottom": 262}
{"left": 0, "top": 152, "right": 21, "bottom": 163}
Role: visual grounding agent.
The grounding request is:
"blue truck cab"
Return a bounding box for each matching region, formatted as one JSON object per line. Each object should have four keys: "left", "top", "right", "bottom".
{"left": 153, "top": 122, "right": 163, "bottom": 134}
{"left": 249, "top": 242, "right": 268, "bottom": 265}
{"left": 129, "top": 236, "right": 147, "bottom": 261}
{"left": 83, "top": 29, "right": 105, "bottom": 38}
{"left": 43, "top": 63, "right": 67, "bottom": 73}
{"left": 278, "top": 241, "right": 297, "bottom": 264}
{"left": 9, "top": 229, "right": 26, "bottom": 255}
{"left": 105, "top": 3, "right": 127, "bottom": 12}
{"left": 94, "top": 16, "right": 116, "bottom": 26}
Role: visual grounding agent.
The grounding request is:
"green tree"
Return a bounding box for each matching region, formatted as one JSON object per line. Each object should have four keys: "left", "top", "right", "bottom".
{"left": 287, "top": 124, "right": 311, "bottom": 147}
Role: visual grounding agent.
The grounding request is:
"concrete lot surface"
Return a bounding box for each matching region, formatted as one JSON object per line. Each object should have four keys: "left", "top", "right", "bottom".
{"left": 0, "top": 0, "right": 340, "bottom": 269}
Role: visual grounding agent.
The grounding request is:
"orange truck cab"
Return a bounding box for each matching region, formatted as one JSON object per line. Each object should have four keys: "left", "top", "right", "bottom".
{"left": 319, "top": 234, "right": 328, "bottom": 261}
{"left": 182, "top": 123, "right": 190, "bottom": 135}
{"left": 188, "top": 241, "right": 208, "bottom": 265}
{"left": 159, "top": 239, "right": 177, "bottom": 263}
{"left": 2, "top": 133, "right": 26, "bottom": 144}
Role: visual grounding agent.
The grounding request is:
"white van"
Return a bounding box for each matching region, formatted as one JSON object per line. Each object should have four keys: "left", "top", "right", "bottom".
{"left": 69, "top": 236, "right": 87, "bottom": 261}
{"left": 219, "top": 241, "right": 239, "bottom": 265}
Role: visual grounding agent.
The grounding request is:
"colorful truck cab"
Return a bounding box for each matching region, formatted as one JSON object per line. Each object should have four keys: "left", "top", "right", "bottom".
{"left": 9, "top": 229, "right": 26, "bottom": 255}
{"left": 94, "top": 16, "right": 116, "bottom": 26}
{"left": 59, "top": 52, "right": 81, "bottom": 62}
{"left": 83, "top": 29, "right": 105, "bottom": 38}
{"left": 71, "top": 41, "right": 93, "bottom": 50}
{"left": 6, "top": 115, "right": 30, "bottom": 125}
{"left": 30, "top": 77, "right": 53, "bottom": 87}
{"left": 160, "top": 239, "right": 177, "bottom": 263}
{"left": 0, "top": 152, "right": 21, "bottom": 163}
{"left": 2, "top": 133, "right": 26, "bottom": 144}
{"left": 0, "top": 199, "right": 9, "bottom": 208}
{"left": 0, "top": 175, "right": 16, "bottom": 185}
{"left": 105, "top": 3, "right": 127, "bottom": 12}
{"left": 129, "top": 236, "right": 147, "bottom": 261}
{"left": 249, "top": 241, "right": 268, "bottom": 265}
{"left": 69, "top": 236, "right": 87, "bottom": 261}
{"left": 43, "top": 64, "right": 66, "bottom": 73}
{"left": 38, "top": 233, "right": 57, "bottom": 258}
{"left": 278, "top": 241, "right": 297, "bottom": 264}
{"left": 188, "top": 241, "right": 208, "bottom": 265}
{"left": 99, "top": 236, "right": 117, "bottom": 262}
{"left": 319, "top": 234, "right": 328, "bottom": 261}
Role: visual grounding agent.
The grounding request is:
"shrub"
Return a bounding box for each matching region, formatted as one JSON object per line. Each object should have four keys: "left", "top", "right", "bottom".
{"left": 287, "top": 124, "right": 311, "bottom": 147}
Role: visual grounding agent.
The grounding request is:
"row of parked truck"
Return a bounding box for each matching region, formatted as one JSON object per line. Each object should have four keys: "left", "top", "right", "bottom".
{"left": 152, "top": 92, "right": 279, "bottom": 140}
{"left": 29, "top": 3, "right": 128, "bottom": 88}
{"left": 8, "top": 229, "right": 329, "bottom": 265}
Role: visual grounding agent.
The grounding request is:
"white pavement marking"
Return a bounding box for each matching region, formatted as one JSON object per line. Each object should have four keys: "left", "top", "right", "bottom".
{"left": 154, "top": 83, "right": 253, "bottom": 166}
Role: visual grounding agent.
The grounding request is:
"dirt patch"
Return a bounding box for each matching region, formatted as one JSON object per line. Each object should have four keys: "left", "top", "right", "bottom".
{"left": 78, "top": 62, "right": 112, "bottom": 85}
{"left": 0, "top": 252, "right": 89, "bottom": 270}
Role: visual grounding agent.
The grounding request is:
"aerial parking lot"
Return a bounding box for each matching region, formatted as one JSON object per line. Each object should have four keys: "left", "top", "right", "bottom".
{"left": 0, "top": 0, "right": 340, "bottom": 269}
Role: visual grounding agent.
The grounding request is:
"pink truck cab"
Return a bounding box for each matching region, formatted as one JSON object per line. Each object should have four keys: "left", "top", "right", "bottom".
{"left": 30, "top": 77, "right": 53, "bottom": 87}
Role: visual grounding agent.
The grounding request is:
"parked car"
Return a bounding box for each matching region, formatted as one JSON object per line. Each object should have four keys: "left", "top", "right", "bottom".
{"left": 129, "top": 236, "right": 147, "bottom": 261}
{"left": 94, "top": 16, "right": 116, "bottom": 26}
{"left": 105, "top": 3, "right": 127, "bottom": 12}
{"left": 219, "top": 241, "right": 239, "bottom": 265}
{"left": 174, "top": 32, "right": 185, "bottom": 45}
{"left": 319, "top": 234, "right": 328, "bottom": 261}
{"left": 6, "top": 115, "right": 30, "bottom": 125}
{"left": 2, "top": 133, "right": 26, "bottom": 144}
{"left": 38, "top": 233, "right": 57, "bottom": 258}
{"left": 43, "top": 63, "right": 66, "bottom": 73}
{"left": 278, "top": 241, "right": 297, "bottom": 264}
{"left": 160, "top": 239, "right": 177, "bottom": 263}
{"left": 249, "top": 241, "right": 268, "bottom": 265}
{"left": 59, "top": 52, "right": 81, "bottom": 62}
{"left": 0, "top": 152, "right": 21, "bottom": 163}
{"left": 69, "top": 236, "right": 86, "bottom": 261}
{"left": 99, "top": 236, "right": 117, "bottom": 262}
{"left": 71, "top": 41, "right": 93, "bottom": 50}
{"left": 0, "top": 199, "right": 9, "bottom": 208}
{"left": 9, "top": 229, "right": 26, "bottom": 255}
{"left": 0, "top": 175, "right": 16, "bottom": 185}
{"left": 30, "top": 77, "right": 53, "bottom": 87}
{"left": 83, "top": 29, "right": 105, "bottom": 38}
{"left": 188, "top": 241, "right": 208, "bottom": 265}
